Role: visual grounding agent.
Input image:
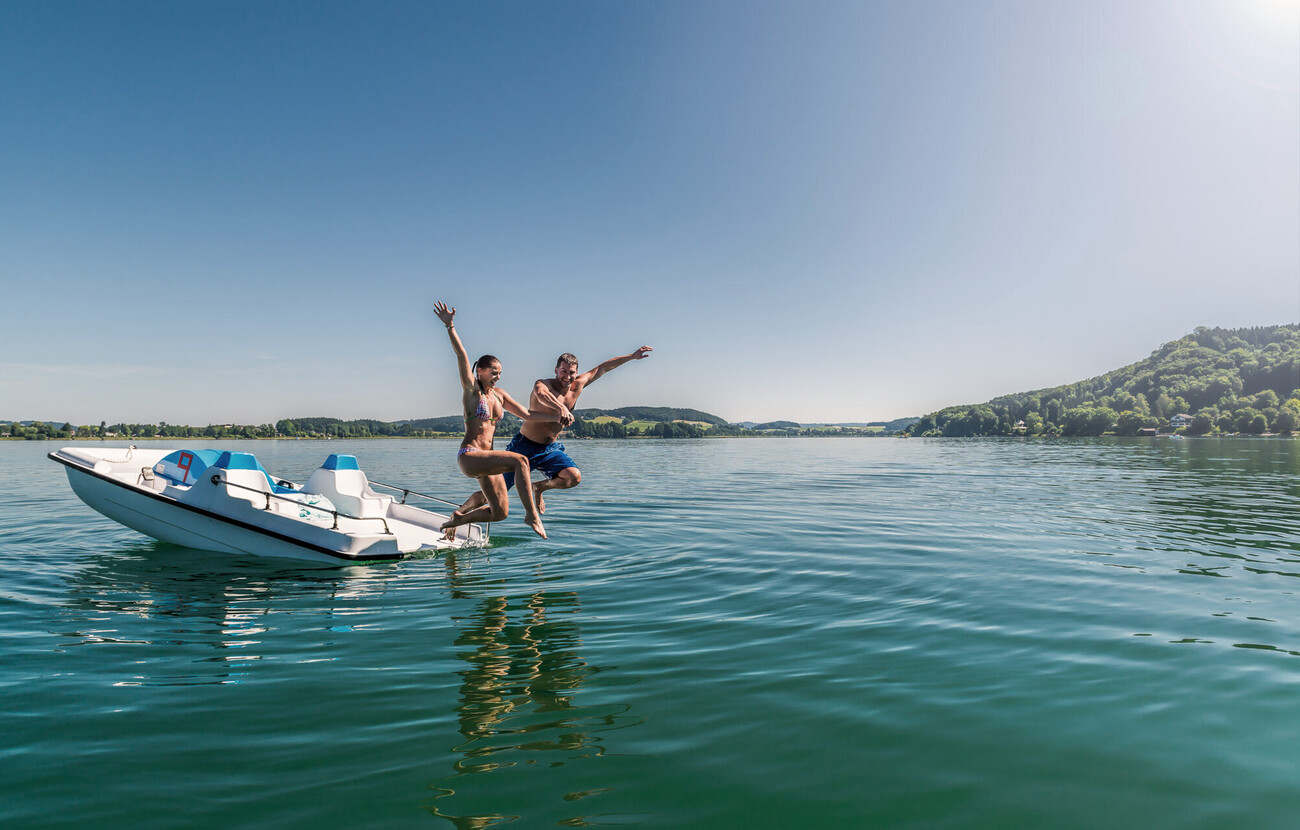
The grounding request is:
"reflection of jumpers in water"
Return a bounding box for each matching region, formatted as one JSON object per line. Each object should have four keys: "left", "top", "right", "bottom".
{"left": 427, "top": 554, "right": 643, "bottom": 826}
{"left": 452, "top": 578, "right": 588, "bottom": 753}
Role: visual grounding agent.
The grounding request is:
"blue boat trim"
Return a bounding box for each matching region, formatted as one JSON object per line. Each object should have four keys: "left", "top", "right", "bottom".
{"left": 322, "top": 453, "right": 361, "bottom": 471}
{"left": 156, "top": 449, "right": 223, "bottom": 485}
{"left": 47, "top": 451, "right": 406, "bottom": 562}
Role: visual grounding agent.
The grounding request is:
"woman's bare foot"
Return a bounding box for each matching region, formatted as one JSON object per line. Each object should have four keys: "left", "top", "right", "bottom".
{"left": 441, "top": 510, "right": 467, "bottom": 540}
{"left": 525, "top": 515, "right": 547, "bottom": 539}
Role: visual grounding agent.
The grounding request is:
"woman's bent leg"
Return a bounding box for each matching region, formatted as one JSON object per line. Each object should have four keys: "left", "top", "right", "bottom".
{"left": 446, "top": 451, "right": 546, "bottom": 539}
{"left": 442, "top": 474, "right": 507, "bottom": 533}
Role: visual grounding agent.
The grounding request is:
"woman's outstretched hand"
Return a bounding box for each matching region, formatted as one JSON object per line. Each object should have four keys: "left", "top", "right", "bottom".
{"left": 434, "top": 301, "right": 456, "bottom": 327}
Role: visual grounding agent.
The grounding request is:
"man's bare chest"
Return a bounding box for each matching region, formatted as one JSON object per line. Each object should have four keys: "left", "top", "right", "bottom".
{"left": 535, "top": 382, "right": 581, "bottom": 409}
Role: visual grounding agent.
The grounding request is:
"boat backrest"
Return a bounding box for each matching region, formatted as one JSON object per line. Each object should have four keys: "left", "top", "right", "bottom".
{"left": 211, "top": 451, "right": 299, "bottom": 495}
{"left": 154, "top": 449, "right": 223, "bottom": 486}
{"left": 301, "top": 454, "right": 393, "bottom": 518}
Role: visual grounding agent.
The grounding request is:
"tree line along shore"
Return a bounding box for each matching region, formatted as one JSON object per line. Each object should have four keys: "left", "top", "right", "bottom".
{"left": 2, "top": 408, "right": 919, "bottom": 441}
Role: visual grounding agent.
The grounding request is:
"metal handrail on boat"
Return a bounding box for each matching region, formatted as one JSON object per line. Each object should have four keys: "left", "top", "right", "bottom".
{"left": 210, "top": 474, "right": 392, "bottom": 534}
{"left": 368, "top": 480, "right": 489, "bottom": 543}
{"left": 367, "top": 480, "right": 458, "bottom": 507}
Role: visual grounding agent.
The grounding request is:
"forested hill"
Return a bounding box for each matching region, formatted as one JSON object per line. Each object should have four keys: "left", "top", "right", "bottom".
{"left": 573, "top": 406, "right": 728, "bottom": 426}
{"left": 906, "top": 325, "right": 1300, "bottom": 437}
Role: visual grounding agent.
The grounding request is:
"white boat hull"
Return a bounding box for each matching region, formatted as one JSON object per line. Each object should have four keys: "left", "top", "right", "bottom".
{"left": 51, "top": 447, "right": 486, "bottom": 565}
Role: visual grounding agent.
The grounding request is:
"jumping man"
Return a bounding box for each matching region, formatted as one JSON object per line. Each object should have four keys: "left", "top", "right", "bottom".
{"left": 447, "top": 346, "right": 653, "bottom": 522}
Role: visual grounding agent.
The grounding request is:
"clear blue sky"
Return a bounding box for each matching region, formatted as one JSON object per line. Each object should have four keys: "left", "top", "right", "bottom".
{"left": 3, "top": 0, "right": 1297, "bottom": 426}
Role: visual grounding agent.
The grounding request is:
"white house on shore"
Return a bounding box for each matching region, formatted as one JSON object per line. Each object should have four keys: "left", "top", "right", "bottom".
{"left": 1170, "top": 414, "right": 1194, "bottom": 429}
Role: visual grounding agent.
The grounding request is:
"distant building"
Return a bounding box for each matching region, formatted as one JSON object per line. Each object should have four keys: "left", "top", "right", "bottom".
{"left": 1169, "top": 414, "right": 1194, "bottom": 428}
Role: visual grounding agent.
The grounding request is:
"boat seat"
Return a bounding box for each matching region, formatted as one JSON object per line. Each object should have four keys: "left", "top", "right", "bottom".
{"left": 211, "top": 451, "right": 300, "bottom": 495}
{"left": 154, "top": 449, "right": 223, "bottom": 486}
{"left": 301, "top": 454, "right": 393, "bottom": 518}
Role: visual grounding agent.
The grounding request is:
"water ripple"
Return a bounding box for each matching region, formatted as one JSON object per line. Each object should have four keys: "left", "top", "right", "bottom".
{"left": 3, "top": 438, "right": 1300, "bottom": 828}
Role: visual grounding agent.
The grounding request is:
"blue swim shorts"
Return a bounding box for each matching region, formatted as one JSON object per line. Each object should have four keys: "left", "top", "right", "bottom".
{"left": 502, "top": 433, "right": 577, "bottom": 490}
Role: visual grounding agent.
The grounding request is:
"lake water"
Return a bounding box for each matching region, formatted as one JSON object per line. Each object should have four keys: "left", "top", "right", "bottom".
{"left": 2, "top": 437, "right": 1298, "bottom": 828}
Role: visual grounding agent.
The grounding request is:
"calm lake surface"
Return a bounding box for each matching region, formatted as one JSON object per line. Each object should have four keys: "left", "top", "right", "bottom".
{"left": 2, "top": 437, "right": 1298, "bottom": 828}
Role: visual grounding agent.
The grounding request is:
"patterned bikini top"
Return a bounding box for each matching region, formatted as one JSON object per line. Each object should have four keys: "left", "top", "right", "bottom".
{"left": 466, "top": 390, "right": 499, "bottom": 425}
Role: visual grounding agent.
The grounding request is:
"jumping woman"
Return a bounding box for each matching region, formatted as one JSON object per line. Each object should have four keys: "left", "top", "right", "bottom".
{"left": 434, "top": 301, "right": 558, "bottom": 539}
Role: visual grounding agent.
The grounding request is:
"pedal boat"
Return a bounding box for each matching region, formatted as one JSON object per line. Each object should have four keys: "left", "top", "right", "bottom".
{"left": 49, "top": 446, "right": 487, "bottom": 564}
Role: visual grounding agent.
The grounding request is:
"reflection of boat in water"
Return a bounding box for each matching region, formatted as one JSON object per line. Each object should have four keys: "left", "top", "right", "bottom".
{"left": 50, "top": 446, "right": 486, "bottom": 564}
{"left": 55, "top": 542, "right": 404, "bottom": 687}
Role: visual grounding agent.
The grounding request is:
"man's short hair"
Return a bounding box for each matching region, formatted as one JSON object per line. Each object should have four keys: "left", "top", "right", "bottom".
{"left": 556, "top": 353, "right": 579, "bottom": 369}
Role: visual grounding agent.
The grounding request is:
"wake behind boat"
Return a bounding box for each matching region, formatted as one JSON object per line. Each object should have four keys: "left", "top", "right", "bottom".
{"left": 50, "top": 446, "right": 487, "bottom": 564}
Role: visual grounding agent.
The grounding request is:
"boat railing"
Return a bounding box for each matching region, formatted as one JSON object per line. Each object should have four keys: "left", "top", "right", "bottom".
{"left": 368, "top": 480, "right": 489, "bottom": 543}
{"left": 210, "top": 475, "right": 392, "bottom": 535}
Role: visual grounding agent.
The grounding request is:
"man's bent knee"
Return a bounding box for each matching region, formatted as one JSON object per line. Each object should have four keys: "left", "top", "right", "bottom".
{"left": 553, "top": 468, "right": 581, "bottom": 488}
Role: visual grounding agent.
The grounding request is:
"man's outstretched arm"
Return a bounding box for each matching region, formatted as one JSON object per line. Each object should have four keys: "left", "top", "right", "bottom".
{"left": 579, "top": 346, "right": 653, "bottom": 387}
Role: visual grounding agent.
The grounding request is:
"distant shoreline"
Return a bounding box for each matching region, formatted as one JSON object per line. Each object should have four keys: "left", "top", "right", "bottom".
{"left": 3, "top": 433, "right": 888, "bottom": 442}
{"left": 5, "top": 433, "right": 1295, "bottom": 443}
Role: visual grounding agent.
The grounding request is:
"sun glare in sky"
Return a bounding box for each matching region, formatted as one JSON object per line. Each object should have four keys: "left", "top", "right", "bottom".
{"left": 1174, "top": 0, "right": 1300, "bottom": 90}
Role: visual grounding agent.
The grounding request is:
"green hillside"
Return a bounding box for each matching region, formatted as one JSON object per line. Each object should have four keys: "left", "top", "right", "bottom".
{"left": 574, "top": 406, "right": 728, "bottom": 426}
{"left": 906, "top": 325, "right": 1300, "bottom": 437}
{"left": 750, "top": 420, "right": 801, "bottom": 431}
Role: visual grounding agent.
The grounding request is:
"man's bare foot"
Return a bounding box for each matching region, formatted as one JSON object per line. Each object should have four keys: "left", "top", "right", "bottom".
{"left": 534, "top": 487, "right": 546, "bottom": 514}
{"left": 526, "top": 515, "right": 547, "bottom": 539}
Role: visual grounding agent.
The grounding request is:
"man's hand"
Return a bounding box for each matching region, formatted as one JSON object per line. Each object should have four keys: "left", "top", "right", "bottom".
{"left": 632, "top": 346, "right": 653, "bottom": 359}
{"left": 559, "top": 407, "right": 574, "bottom": 427}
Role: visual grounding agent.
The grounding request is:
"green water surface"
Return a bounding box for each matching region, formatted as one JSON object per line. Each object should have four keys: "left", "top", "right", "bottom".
{"left": 1, "top": 437, "right": 1297, "bottom": 828}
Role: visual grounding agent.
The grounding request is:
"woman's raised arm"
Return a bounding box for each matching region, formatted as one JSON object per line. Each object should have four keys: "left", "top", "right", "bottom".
{"left": 434, "top": 301, "right": 473, "bottom": 389}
